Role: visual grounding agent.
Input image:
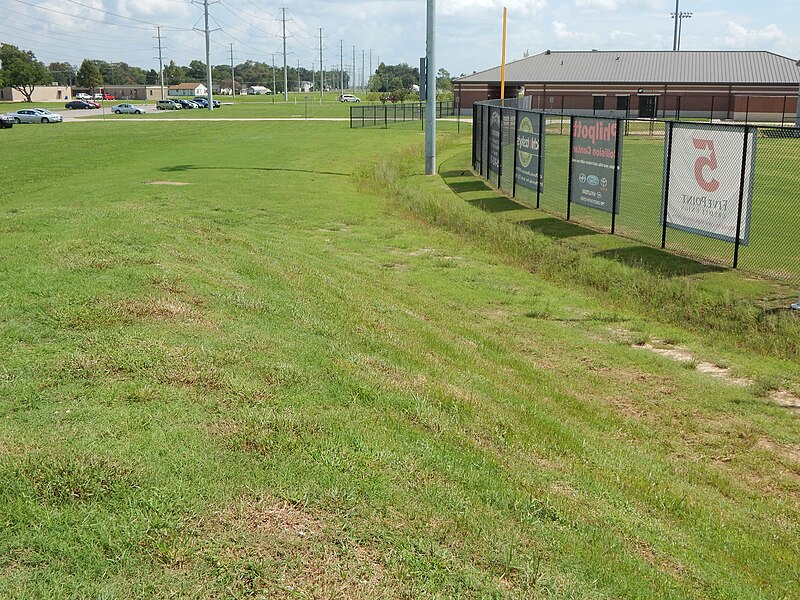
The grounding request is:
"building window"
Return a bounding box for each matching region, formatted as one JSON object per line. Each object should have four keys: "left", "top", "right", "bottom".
{"left": 593, "top": 95, "right": 605, "bottom": 112}
{"left": 616, "top": 96, "right": 629, "bottom": 111}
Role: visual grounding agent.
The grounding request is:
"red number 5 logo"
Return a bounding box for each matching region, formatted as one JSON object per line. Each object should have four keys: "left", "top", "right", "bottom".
{"left": 692, "top": 138, "right": 720, "bottom": 193}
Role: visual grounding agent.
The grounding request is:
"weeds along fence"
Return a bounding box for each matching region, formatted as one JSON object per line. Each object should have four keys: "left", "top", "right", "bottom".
{"left": 350, "top": 101, "right": 457, "bottom": 128}
{"left": 472, "top": 99, "right": 800, "bottom": 283}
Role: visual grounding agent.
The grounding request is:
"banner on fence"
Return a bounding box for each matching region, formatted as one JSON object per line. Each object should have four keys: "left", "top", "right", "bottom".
{"left": 664, "top": 123, "right": 756, "bottom": 244}
{"left": 569, "top": 117, "right": 622, "bottom": 213}
{"left": 488, "top": 107, "right": 502, "bottom": 173}
{"left": 515, "top": 111, "right": 544, "bottom": 191}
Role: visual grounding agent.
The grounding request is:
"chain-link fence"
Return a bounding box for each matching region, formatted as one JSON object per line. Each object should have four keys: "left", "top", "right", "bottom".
{"left": 350, "top": 101, "right": 456, "bottom": 128}
{"left": 472, "top": 101, "right": 800, "bottom": 283}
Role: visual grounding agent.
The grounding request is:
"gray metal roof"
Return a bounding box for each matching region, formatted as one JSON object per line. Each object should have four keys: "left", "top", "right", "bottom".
{"left": 455, "top": 51, "right": 800, "bottom": 85}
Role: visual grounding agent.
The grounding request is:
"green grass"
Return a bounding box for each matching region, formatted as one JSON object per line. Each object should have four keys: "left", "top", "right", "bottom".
{"left": 1, "top": 119, "right": 799, "bottom": 598}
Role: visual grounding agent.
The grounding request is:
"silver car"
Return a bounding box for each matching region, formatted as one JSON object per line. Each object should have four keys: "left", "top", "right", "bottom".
{"left": 5, "top": 109, "right": 63, "bottom": 124}
{"left": 112, "top": 103, "right": 146, "bottom": 115}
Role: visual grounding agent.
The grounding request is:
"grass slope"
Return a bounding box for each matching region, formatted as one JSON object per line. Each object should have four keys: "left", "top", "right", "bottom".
{"left": 0, "top": 120, "right": 798, "bottom": 598}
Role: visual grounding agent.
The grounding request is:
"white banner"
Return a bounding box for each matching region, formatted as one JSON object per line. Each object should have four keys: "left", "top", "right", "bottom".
{"left": 664, "top": 123, "right": 756, "bottom": 244}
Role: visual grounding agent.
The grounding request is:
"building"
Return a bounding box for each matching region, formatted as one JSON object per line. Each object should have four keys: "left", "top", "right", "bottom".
{"left": 101, "top": 85, "right": 164, "bottom": 101}
{"left": 246, "top": 85, "right": 272, "bottom": 95}
{"left": 168, "top": 83, "right": 207, "bottom": 97}
{"left": 454, "top": 50, "right": 800, "bottom": 122}
{"left": 0, "top": 85, "right": 71, "bottom": 102}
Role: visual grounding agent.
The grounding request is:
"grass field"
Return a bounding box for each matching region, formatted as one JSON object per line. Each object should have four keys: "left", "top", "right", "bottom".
{"left": 1, "top": 119, "right": 799, "bottom": 598}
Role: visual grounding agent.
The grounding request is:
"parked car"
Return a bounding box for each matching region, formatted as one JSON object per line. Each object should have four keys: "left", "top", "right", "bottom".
{"left": 93, "top": 93, "right": 104, "bottom": 100}
{"left": 156, "top": 99, "right": 182, "bottom": 110}
{"left": 65, "top": 100, "right": 96, "bottom": 109}
{"left": 75, "top": 93, "right": 92, "bottom": 100}
{"left": 103, "top": 94, "right": 116, "bottom": 100}
{"left": 111, "top": 103, "right": 146, "bottom": 115}
{"left": 339, "top": 94, "right": 361, "bottom": 103}
{"left": 5, "top": 109, "right": 63, "bottom": 123}
{"left": 192, "top": 97, "right": 220, "bottom": 108}
{"left": 0, "top": 115, "right": 13, "bottom": 129}
{"left": 174, "top": 99, "right": 198, "bottom": 109}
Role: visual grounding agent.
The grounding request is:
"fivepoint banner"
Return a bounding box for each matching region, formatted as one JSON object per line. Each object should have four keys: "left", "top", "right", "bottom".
{"left": 664, "top": 123, "right": 756, "bottom": 244}
{"left": 515, "top": 111, "right": 544, "bottom": 191}
{"left": 569, "top": 117, "right": 622, "bottom": 213}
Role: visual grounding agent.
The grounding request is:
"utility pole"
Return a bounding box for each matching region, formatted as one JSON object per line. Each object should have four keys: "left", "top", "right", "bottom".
{"left": 272, "top": 53, "right": 276, "bottom": 97}
{"left": 203, "top": 0, "right": 213, "bottom": 110}
{"left": 340, "top": 40, "right": 344, "bottom": 93}
{"left": 369, "top": 49, "right": 372, "bottom": 90}
{"left": 425, "top": 0, "right": 436, "bottom": 175}
{"left": 230, "top": 43, "right": 235, "bottom": 97}
{"left": 281, "top": 7, "right": 288, "bottom": 101}
{"left": 352, "top": 45, "right": 356, "bottom": 94}
{"left": 297, "top": 59, "right": 301, "bottom": 93}
{"left": 319, "top": 28, "right": 324, "bottom": 98}
{"left": 154, "top": 26, "right": 165, "bottom": 100}
{"left": 361, "top": 49, "right": 365, "bottom": 91}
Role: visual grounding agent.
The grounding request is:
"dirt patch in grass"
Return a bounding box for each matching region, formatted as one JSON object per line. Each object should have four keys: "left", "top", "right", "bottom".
{"left": 188, "top": 495, "right": 394, "bottom": 598}
{"left": 117, "top": 297, "right": 216, "bottom": 328}
{"left": 756, "top": 438, "right": 800, "bottom": 465}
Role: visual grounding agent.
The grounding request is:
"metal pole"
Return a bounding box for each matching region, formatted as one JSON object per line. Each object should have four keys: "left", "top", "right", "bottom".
{"left": 340, "top": 41, "right": 344, "bottom": 93}
{"left": 272, "top": 54, "right": 276, "bottom": 100}
{"left": 733, "top": 127, "right": 751, "bottom": 269}
{"left": 424, "top": 0, "right": 436, "bottom": 175}
{"left": 156, "top": 26, "right": 165, "bottom": 101}
{"left": 672, "top": 0, "right": 679, "bottom": 51}
{"left": 230, "top": 44, "right": 235, "bottom": 97}
{"left": 500, "top": 7, "right": 507, "bottom": 102}
{"left": 662, "top": 122, "right": 674, "bottom": 248}
{"left": 204, "top": 0, "right": 213, "bottom": 110}
{"left": 795, "top": 59, "right": 800, "bottom": 127}
{"left": 282, "top": 7, "right": 288, "bottom": 101}
{"left": 319, "top": 28, "right": 324, "bottom": 99}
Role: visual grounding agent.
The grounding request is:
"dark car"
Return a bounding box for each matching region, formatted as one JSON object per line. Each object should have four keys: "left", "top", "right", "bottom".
{"left": 174, "top": 99, "right": 198, "bottom": 109}
{"left": 65, "top": 100, "right": 96, "bottom": 109}
{"left": 192, "top": 97, "right": 220, "bottom": 108}
{"left": 0, "top": 115, "right": 13, "bottom": 129}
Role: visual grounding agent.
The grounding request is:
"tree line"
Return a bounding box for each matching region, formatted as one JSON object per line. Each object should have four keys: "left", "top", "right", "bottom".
{"left": 1, "top": 43, "right": 453, "bottom": 102}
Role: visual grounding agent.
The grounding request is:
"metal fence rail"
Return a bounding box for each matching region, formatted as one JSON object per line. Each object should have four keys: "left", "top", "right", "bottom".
{"left": 472, "top": 101, "right": 800, "bottom": 283}
{"left": 350, "top": 101, "right": 456, "bottom": 128}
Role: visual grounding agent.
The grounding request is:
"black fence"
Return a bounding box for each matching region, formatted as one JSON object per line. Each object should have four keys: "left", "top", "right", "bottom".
{"left": 350, "top": 101, "right": 457, "bottom": 128}
{"left": 472, "top": 100, "right": 800, "bottom": 283}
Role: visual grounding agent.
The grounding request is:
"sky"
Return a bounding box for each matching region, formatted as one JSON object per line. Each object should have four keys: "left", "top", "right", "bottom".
{"left": 1, "top": 0, "right": 799, "bottom": 81}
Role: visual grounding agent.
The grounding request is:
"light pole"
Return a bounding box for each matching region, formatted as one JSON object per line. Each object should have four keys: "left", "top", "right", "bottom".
{"left": 677, "top": 12, "right": 692, "bottom": 50}
{"left": 671, "top": 6, "right": 692, "bottom": 51}
{"left": 672, "top": 0, "right": 679, "bottom": 51}
{"left": 424, "top": 0, "right": 436, "bottom": 175}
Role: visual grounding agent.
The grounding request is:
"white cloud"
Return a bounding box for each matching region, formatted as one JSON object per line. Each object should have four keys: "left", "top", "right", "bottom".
{"left": 440, "top": 0, "right": 546, "bottom": 17}
{"left": 552, "top": 21, "right": 579, "bottom": 40}
{"left": 715, "top": 22, "right": 788, "bottom": 48}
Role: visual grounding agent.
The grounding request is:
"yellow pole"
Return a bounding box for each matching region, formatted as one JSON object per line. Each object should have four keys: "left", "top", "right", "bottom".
{"left": 500, "top": 7, "right": 507, "bottom": 103}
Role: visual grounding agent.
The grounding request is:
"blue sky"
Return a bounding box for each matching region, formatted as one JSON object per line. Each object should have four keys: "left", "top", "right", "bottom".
{"left": 1, "top": 0, "right": 798, "bottom": 79}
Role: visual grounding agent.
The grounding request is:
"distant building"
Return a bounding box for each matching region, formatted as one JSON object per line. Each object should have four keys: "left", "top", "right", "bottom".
{"left": 247, "top": 85, "right": 272, "bottom": 95}
{"left": 454, "top": 50, "right": 800, "bottom": 122}
{"left": 0, "top": 85, "right": 70, "bottom": 102}
{"left": 299, "top": 81, "right": 314, "bottom": 93}
{"left": 168, "top": 83, "right": 207, "bottom": 97}
{"left": 102, "top": 85, "right": 163, "bottom": 101}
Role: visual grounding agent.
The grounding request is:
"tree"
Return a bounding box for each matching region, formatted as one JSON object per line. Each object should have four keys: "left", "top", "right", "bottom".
{"left": 0, "top": 44, "right": 50, "bottom": 102}
{"left": 163, "top": 60, "right": 185, "bottom": 85}
{"left": 76, "top": 59, "right": 103, "bottom": 91}
{"left": 186, "top": 60, "right": 206, "bottom": 81}
{"left": 48, "top": 61, "right": 76, "bottom": 86}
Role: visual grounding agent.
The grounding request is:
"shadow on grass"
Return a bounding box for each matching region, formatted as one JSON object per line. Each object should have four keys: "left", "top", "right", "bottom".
{"left": 467, "top": 196, "right": 528, "bottom": 214}
{"left": 160, "top": 164, "right": 349, "bottom": 177}
{"left": 594, "top": 246, "right": 726, "bottom": 277}
{"left": 517, "top": 218, "right": 598, "bottom": 240}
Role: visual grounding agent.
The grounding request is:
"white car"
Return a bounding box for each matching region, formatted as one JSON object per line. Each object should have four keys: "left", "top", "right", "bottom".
{"left": 112, "top": 103, "right": 146, "bottom": 115}
{"left": 5, "top": 109, "right": 63, "bottom": 124}
{"left": 339, "top": 94, "right": 361, "bottom": 103}
{"left": 75, "top": 93, "right": 92, "bottom": 100}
